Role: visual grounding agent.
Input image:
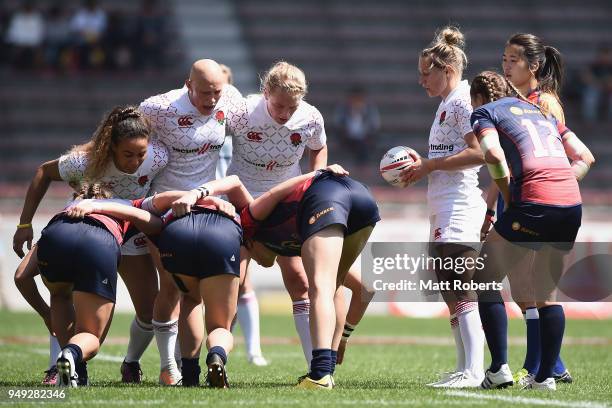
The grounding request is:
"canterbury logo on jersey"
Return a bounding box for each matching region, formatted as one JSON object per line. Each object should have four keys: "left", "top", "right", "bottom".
{"left": 434, "top": 227, "right": 442, "bottom": 240}
{"left": 246, "top": 131, "right": 263, "bottom": 142}
{"left": 178, "top": 116, "right": 193, "bottom": 127}
{"left": 171, "top": 143, "right": 224, "bottom": 155}
{"left": 430, "top": 143, "right": 454, "bottom": 152}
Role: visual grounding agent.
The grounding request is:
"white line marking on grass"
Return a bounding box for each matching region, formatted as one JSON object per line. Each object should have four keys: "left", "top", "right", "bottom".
{"left": 445, "top": 390, "right": 610, "bottom": 408}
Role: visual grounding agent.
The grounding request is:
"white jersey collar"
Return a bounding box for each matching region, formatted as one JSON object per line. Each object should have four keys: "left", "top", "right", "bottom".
{"left": 442, "top": 80, "right": 469, "bottom": 104}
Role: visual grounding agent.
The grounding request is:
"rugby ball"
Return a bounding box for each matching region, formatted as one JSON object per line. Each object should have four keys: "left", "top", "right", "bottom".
{"left": 380, "top": 146, "right": 417, "bottom": 187}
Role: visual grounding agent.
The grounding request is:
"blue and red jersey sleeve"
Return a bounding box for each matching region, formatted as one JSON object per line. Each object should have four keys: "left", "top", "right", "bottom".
{"left": 470, "top": 106, "right": 497, "bottom": 139}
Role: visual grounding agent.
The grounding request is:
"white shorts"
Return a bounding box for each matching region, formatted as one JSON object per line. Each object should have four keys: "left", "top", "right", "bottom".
{"left": 429, "top": 204, "right": 486, "bottom": 248}
{"left": 121, "top": 232, "right": 150, "bottom": 256}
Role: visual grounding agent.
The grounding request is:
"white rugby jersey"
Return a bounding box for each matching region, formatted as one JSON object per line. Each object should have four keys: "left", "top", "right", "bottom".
{"left": 58, "top": 139, "right": 168, "bottom": 199}
{"left": 226, "top": 94, "right": 327, "bottom": 197}
{"left": 140, "top": 84, "right": 243, "bottom": 192}
{"left": 427, "top": 80, "right": 483, "bottom": 215}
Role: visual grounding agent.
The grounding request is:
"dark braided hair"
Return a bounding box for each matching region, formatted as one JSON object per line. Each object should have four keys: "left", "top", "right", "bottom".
{"left": 471, "top": 70, "right": 548, "bottom": 116}
{"left": 470, "top": 71, "right": 509, "bottom": 103}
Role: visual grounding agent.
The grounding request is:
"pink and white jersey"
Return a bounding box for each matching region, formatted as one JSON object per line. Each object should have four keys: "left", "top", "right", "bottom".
{"left": 58, "top": 139, "right": 168, "bottom": 199}
{"left": 140, "top": 84, "right": 243, "bottom": 192}
{"left": 427, "top": 80, "right": 484, "bottom": 215}
{"left": 226, "top": 94, "right": 327, "bottom": 197}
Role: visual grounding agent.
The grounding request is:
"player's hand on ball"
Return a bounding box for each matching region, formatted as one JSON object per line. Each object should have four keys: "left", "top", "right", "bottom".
{"left": 400, "top": 156, "right": 432, "bottom": 185}
{"left": 12, "top": 227, "right": 33, "bottom": 258}
{"left": 66, "top": 199, "right": 98, "bottom": 219}
{"left": 336, "top": 338, "right": 347, "bottom": 365}
{"left": 325, "top": 164, "right": 349, "bottom": 176}
{"left": 202, "top": 196, "right": 236, "bottom": 218}
{"left": 172, "top": 191, "right": 199, "bottom": 217}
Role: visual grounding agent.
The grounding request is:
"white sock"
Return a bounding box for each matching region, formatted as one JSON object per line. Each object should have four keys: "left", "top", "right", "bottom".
{"left": 153, "top": 319, "right": 178, "bottom": 370}
{"left": 49, "top": 335, "right": 61, "bottom": 369}
{"left": 237, "top": 291, "right": 263, "bottom": 357}
{"left": 292, "top": 299, "right": 312, "bottom": 367}
{"left": 456, "top": 302, "right": 485, "bottom": 378}
{"left": 450, "top": 314, "right": 465, "bottom": 372}
{"left": 125, "top": 317, "right": 154, "bottom": 363}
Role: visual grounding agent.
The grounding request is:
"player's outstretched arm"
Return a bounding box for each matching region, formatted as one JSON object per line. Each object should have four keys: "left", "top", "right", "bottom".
{"left": 250, "top": 164, "right": 348, "bottom": 221}
{"left": 13, "top": 159, "right": 63, "bottom": 258}
{"left": 66, "top": 200, "right": 163, "bottom": 236}
{"left": 166, "top": 175, "right": 254, "bottom": 218}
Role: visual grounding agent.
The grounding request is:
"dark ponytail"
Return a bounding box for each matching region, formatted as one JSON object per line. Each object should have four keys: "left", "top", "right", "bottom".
{"left": 540, "top": 45, "right": 564, "bottom": 96}
{"left": 507, "top": 33, "right": 564, "bottom": 98}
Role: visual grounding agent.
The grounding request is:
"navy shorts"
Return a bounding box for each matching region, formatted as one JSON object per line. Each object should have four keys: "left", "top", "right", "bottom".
{"left": 158, "top": 210, "right": 242, "bottom": 280}
{"left": 298, "top": 172, "right": 380, "bottom": 242}
{"left": 494, "top": 203, "right": 582, "bottom": 250}
{"left": 37, "top": 216, "right": 120, "bottom": 302}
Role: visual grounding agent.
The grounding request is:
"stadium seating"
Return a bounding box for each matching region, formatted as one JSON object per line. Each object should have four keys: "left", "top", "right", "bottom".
{"left": 1, "top": 0, "right": 611, "bottom": 191}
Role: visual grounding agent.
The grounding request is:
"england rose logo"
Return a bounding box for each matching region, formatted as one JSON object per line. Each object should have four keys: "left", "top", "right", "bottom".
{"left": 439, "top": 111, "right": 446, "bottom": 125}
{"left": 138, "top": 175, "right": 149, "bottom": 186}
{"left": 290, "top": 132, "right": 302, "bottom": 146}
{"left": 215, "top": 110, "right": 225, "bottom": 125}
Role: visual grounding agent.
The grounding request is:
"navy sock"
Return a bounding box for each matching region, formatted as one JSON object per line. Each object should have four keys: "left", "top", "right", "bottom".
{"left": 553, "top": 356, "right": 567, "bottom": 376}
{"left": 310, "top": 349, "right": 332, "bottom": 380}
{"left": 64, "top": 343, "right": 83, "bottom": 365}
{"left": 330, "top": 350, "right": 337, "bottom": 375}
{"left": 535, "top": 305, "right": 565, "bottom": 383}
{"left": 523, "top": 308, "right": 541, "bottom": 374}
{"left": 478, "top": 291, "right": 508, "bottom": 373}
{"left": 207, "top": 346, "right": 227, "bottom": 365}
{"left": 181, "top": 358, "right": 201, "bottom": 386}
{"left": 76, "top": 361, "right": 87, "bottom": 383}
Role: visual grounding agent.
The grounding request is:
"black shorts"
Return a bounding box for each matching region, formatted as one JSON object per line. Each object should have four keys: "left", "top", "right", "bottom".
{"left": 158, "top": 210, "right": 242, "bottom": 280}
{"left": 298, "top": 172, "right": 380, "bottom": 242}
{"left": 494, "top": 203, "right": 582, "bottom": 250}
{"left": 37, "top": 216, "right": 120, "bottom": 302}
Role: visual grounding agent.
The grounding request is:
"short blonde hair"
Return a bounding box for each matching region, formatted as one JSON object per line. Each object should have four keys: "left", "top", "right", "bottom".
{"left": 261, "top": 61, "right": 307, "bottom": 97}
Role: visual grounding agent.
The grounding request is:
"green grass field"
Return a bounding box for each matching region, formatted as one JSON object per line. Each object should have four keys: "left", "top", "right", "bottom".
{"left": 0, "top": 310, "right": 611, "bottom": 407}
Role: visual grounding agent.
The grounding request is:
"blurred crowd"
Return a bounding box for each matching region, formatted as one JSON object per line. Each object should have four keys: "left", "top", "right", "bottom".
{"left": 580, "top": 45, "right": 612, "bottom": 123}
{"left": 0, "top": 0, "right": 168, "bottom": 72}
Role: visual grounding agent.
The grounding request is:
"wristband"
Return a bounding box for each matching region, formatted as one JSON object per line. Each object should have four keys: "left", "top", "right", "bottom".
{"left": 195, "top": 185, "right": 210, "bottom": 200}
{"left": 16, "top": 223, "right": 32, "bottom": 229}
{"left": 486, "top": 208, "right": 495, "bottom": 217}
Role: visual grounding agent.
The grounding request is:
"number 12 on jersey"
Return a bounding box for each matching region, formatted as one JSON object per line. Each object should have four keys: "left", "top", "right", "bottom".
{"left": 521, "top": 119, "right": 566, "bottom": 159}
